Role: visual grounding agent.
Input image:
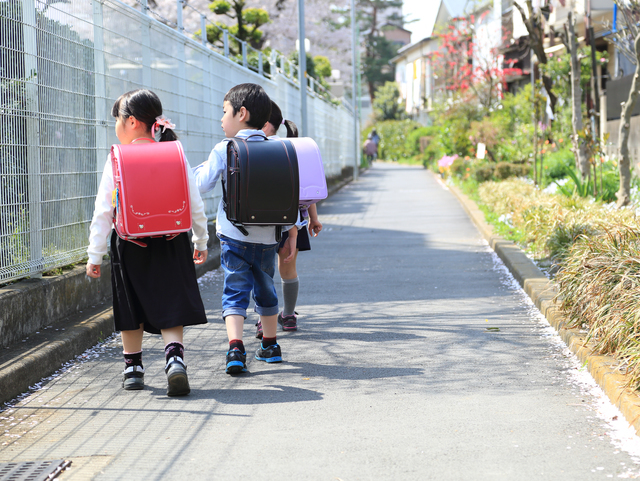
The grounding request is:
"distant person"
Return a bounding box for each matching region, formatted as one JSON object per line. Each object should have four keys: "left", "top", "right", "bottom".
{"left": 370, "top": 128, "right": 380, "bottom": 148}
{"left": 86, "top": 89, "right": 209, "bottom": 397}
{"left": 363, "top": 137, "right": 377, "bottom": 164}
{"left": 255, "top": 100, "right": 323, "bottom": 339}
{"left": 192, "top": 83, "right": 298, "bottom": 375}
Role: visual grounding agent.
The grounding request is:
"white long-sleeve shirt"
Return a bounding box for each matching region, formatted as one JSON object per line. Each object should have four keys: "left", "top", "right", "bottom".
{"left": 193, "top": 129, "right": 294, "bottom": 245}
{"left": 87, "top": 153, "right": 209, "bottom": 265}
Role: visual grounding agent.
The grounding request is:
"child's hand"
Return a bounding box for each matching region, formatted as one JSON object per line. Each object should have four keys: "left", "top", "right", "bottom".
{"left": 308, "top": 218, "right": 323, "bottom": 237}
{"left": 193, "top": 249, "right": 208, "bottom": 265}
{"left": 86, "top": 263, "right": 101, "bottom": 278}
{"left": 282, "top": 229, "right": 298, "bottom": 263}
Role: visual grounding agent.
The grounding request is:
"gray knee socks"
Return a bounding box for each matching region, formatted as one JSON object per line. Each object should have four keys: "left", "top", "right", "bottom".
{"left": 282, "top": 277, "right": 299, "bottom": 316}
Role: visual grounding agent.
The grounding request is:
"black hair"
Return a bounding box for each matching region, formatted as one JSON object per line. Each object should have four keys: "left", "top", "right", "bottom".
{"left": 111, "top": 89, "right": 178, "bottom": 142}
{"left": 224, "top": 83, "right": 271, "bottom": 129}
{"left": 267, "top": 100, "right": 299, "bottom": 138}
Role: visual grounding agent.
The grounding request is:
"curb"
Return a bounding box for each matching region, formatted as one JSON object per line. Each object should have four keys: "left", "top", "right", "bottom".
{"left": 0, "top": 172, "right": 356, "bottom": 408}
{"left": 445, "top": 176, "right": 640, "bottom": 435}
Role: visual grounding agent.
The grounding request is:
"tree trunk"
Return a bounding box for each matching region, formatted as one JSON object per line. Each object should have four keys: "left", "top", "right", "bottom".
{"left": 513, "top": 0, "right": 557, "bottom": 115}
{"left": 616, "top": 32, "right": 640, "bottom": 207}
{"left": 566, "top": 12, "right": 589, "bottom": 178}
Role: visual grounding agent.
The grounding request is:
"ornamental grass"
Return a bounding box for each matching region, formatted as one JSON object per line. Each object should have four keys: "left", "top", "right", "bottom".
{"left": 555, "top": 226, "right": 640, "bottom": 387}
{"left": 477, "top": 179, "right": 635, "bottom": 263}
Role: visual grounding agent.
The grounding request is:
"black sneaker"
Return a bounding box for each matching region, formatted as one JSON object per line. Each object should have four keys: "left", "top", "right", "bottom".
{"left": 165, "top": 356, "right": 190, "bottom": 396}
{"left": 278, "top": 312, "right": 298, "bottom": 331}
{"left": 226, "top": 347, "right": 247, "bottom": 374}
{"left": 122, "top": 365, "right": 145, "bottom": 390}
{"left": 255, "top": 343, "right": 282, "bottom": 363}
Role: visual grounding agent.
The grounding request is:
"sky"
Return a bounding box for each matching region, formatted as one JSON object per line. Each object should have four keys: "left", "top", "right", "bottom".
{"left": 403, "top": 0, "right": 439, "bottom": 42}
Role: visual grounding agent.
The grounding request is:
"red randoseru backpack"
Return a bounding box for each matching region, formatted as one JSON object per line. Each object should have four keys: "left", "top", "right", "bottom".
{"left": 111, "top": 139, "right": 192, "bottom": 244}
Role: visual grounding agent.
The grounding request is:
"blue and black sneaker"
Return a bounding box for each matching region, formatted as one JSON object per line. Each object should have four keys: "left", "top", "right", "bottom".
{"left": 226, "top": 347, "right": 247, "bottom": 374}
{"left": 255, "top": 343, "right": 282, "bottom": 363}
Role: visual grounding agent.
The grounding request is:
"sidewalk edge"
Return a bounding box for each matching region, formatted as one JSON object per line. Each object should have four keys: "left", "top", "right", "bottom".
{"left": 446, "top": 176, "right": 640, "bottom": 435}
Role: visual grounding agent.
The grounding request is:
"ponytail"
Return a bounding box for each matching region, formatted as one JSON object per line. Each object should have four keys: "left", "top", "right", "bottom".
{"left": 284, "top": 119, "right": 299, "bottom": 138}
{"left": 266, "top": 99, "right": 299, "bottom": 138}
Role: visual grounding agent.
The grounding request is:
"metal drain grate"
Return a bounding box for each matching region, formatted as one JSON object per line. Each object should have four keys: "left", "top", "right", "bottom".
{"left": 0, "top": 460, "right": 71, "bottom": 481}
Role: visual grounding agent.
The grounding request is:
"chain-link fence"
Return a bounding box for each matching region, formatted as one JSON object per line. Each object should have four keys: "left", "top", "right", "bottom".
{"left": 0, "top": 0, "right": 356, "bottom": 284}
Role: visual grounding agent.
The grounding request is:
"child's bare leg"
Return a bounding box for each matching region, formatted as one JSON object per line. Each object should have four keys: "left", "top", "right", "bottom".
{"left": 225, "top": 314, "right": 245, "bottom": 341}
{"left": 121, "top": 324, "right": 144, "bottom": 353}
{"left": 161, "top": 326, "right": 183, "bottom": 345}
{"left": 260, "top": 314, "right": 278, "bottom": 339}
{"left": 278, "top": 248, "right": 298, "bottom": 280}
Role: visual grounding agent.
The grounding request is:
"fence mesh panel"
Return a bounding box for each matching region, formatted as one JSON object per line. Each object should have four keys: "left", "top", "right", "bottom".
{"left": 0, "top": 0, "right": 356, "bottom": 284}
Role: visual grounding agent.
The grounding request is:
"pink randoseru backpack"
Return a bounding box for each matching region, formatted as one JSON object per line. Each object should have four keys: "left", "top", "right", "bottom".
{"left": 286, "top": 137, "right": 328, "bottom": 208}
{"left": 111, "top": 140, "right": 192, "bottom": 241}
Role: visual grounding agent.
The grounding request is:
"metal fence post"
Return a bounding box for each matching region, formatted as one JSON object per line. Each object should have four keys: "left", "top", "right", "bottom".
{"left": 22, "top": 0, "right": 43, "bottom": 275}
{"left": 177, "top": 0, "right": 184, "bottom": 32}
{"left": 93, "top": 0, "right": 108, "bottom": 177}
{"left": 259, "top": 52, "right": 263, "bottom": 76}
{"left": 242, "top": 41, "right": 247, "bottom": 68}
{"left": 141, "top": 13, "right": 152, "bottom": 86}
{"left": 223, "top": 30, "right": 229, "bottom": 57}
{"left": 142, "top": 0, "right": 149, "bottom": 15}
{"left": 350, "top": 0, "right": 359, "bottom": 180}
{"left": 201, "top": 15, "right": 207, "bottom": 46}
{"left": 297, "top": 0, "right": 308, "bottom": 136}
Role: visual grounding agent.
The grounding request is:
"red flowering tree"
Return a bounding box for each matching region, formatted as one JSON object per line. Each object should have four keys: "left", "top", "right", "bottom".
{"left": 432, "top": 13, "right": 522, "bottom": 111}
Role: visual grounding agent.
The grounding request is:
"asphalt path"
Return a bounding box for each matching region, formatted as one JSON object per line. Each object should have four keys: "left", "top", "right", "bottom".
{"left": 1, "top": 162, "right": 639, "bottom": 480}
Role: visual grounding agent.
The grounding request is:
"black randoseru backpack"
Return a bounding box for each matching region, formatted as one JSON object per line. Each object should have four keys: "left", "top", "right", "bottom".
{"left": 222, "top": 134, "right": 300, "bottom": 240}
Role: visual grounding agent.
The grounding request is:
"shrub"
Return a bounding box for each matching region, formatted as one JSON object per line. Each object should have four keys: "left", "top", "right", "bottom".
{"left": 405, "top": 126, "right": 433, "bottom": 157}
{"left": 494, "top": 162, "right": 513, "bottom": 180}
{"left": 373, "top": 119, "right": 422, "bottom": 162}
{"left": 451, "top": 157, "right": 471, "bottom": 177}
{"left": 494, "top": 162, "right": 531, "bottom": 180}
{"left": 474, "top": 165, "right": 494, "bottom": 182}
{"left": 541, "top": 148, "right": 573, "bottom": 184}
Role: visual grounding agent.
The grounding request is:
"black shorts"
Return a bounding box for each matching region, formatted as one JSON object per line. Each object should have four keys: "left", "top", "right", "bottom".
{"left": 278, "top": 225, "right": 311, "bottom": 252}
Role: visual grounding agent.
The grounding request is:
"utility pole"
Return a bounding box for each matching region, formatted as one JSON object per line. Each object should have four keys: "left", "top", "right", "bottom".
{"left": 298, "top": 0, "right": 308, "bottom": 136}
{"left": 350, "top": 0, "right": 360, "bottom": 179}
{"left": 531, "top": 48, "right": 538, "bottom": 185}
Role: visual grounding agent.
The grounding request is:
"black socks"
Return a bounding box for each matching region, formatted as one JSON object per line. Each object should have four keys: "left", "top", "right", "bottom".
{"left": 165, "top": 342, "right": 184, "bottom": 362}
{"left": 229, "top": 339, "right": 245, "bottom": 353}
{"left": 124, "top": 351, "right": 143, "bottom": 369}
{"left": 262, "top": 336, "right": 277, "bottom": 348}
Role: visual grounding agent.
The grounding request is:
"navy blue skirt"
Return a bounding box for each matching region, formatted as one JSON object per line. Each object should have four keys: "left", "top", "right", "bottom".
{"left": 109, "top": 230, "right": 207, "bottom": 334}
{"left": 278, "top": 224, "right": 311, "bottom": 252}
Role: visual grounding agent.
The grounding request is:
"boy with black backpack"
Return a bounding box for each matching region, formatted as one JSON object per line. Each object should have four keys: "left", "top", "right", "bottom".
{"left": 193, "top": 83, "right": 298, "bottom": 374}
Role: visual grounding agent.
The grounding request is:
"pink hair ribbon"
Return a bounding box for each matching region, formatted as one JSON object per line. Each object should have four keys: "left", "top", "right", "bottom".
{"left": 152, "top": 116, "right": 176, "bottom": 138}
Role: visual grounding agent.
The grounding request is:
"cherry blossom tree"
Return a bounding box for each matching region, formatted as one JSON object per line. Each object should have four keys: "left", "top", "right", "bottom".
{"left": 432, "top": 13, "right": 522, "bottom": 112}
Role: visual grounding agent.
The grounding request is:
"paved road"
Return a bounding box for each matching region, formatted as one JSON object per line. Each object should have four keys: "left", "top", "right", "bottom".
{"left": 1, "top": 163, "right": 639, "bottom": 480}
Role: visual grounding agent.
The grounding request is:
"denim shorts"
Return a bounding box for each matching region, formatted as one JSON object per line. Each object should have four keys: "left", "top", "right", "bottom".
{"left": 218, "top": 234, "right": 279, "bottom": 319}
